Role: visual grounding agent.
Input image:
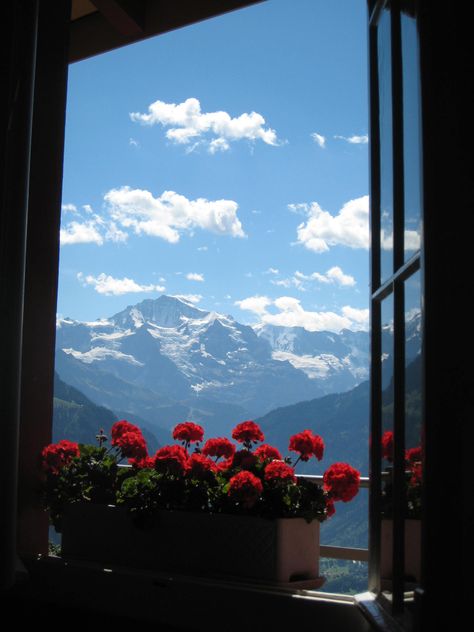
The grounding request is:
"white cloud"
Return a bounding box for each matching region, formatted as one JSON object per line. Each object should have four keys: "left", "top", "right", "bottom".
{"left": 60, "top": 220, "right": 104, "bottom": 246}
{"left": 341, "top": 305, "right": 370, "bottom": 327}
{"left": 275, "top": 267, "right": 356, "bottom": 290}
{"left": 77, "top": 272, "right": 165, "bottom": 296}
{"left": 334, "top": 134, "right": 369, "bottom": 144}
{"left": 129, "top": 138, "right": 139, "bottom": 147}
{"left": 172, "top": 293, "right": 202, "bottom": 304}
{"left": 197, "top": 245, "right": 208, "bottom": 252}
{"left": 186, "top": 272, "right": 204, "bottom": 282}
{"left": 236, "top": 295, "right": 368, "bottom": 333}
{"left": 311, "top": 132, "right": 326, "bottom": 148}
{"left": 62, "top": 203, "right": 78, "bottom": 214}
{"left": 130, "top": 97, "right": 280, "bottom": 153}
{"left": 294, "top": 195, "right": 369, "bottom": 253}
{"left": 235, "top": 295, "right": 272, "bottom": 316}
{"left": 265, "top": 267, "right": 280, "bottom": 275}
{"left": 105, "top": 186, "right": 245, "bottom": 243}
{"left": 404, "top": 230, "right": 421, "bottom": 251}
{"left": 326, "top": 266, "right": 356, "bottom": 287}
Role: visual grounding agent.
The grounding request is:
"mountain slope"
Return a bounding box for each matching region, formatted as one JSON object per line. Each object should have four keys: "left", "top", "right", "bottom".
{"left": 53, "top": 372, "right": 163, "bottom": 451}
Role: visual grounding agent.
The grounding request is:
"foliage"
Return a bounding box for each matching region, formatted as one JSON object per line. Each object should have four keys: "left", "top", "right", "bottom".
{"left": 41, "top": 419, "right": 361, "bottom": 530}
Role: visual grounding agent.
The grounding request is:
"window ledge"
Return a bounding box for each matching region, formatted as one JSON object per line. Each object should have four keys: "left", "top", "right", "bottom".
{"left": 13, "top": 554, "right": 376, "bottom": 631}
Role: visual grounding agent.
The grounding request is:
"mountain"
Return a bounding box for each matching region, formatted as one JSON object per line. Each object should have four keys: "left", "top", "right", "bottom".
{"left": 255, "top": 324, "right": 369, "bottom": 391}
{"left": 55, "top": 295, "right": 374, "bottom": 433}
{"left": 255, "top": 352, "right": 422, "bottom": 550}
{"left": 53, "top": 372, "right": 163, "bottom": 451}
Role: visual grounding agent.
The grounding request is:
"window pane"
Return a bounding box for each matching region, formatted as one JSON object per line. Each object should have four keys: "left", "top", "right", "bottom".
{"left": 404, "top": 271, "right": 422, "bottom": 600}
{"left": 378, "top": 9, "right": 393, "bottom": 282}
{"left": 402, "top": 11, "right": 422, "bottom": 260}
{"left": 380, "top": 293, "right": 394, "bottom": 589}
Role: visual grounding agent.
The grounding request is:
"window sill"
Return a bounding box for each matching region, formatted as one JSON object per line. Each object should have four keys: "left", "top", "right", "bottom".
{"left": 13, "top": 554, "right": 376, "bottom": 631}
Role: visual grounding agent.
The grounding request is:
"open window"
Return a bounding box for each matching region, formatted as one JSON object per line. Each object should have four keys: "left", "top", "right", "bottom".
{"left": 2, "top": 1, "right": 471, "bottom": 630}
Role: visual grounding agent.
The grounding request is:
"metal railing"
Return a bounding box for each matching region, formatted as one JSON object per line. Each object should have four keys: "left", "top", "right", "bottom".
{"left": 298, "top": 474, "right": 370, "bottom": 563}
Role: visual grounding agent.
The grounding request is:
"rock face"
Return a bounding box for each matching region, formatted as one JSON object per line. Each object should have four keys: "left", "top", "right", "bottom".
{"left": 55, "top": 294, "right": 419, "bottom": 435}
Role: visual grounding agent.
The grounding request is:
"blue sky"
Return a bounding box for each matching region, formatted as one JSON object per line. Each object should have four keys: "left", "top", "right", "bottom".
{"left": 58, "top": 0, "right": 369, "bottom": 332}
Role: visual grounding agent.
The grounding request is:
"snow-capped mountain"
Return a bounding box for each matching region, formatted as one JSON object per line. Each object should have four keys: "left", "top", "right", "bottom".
{"left": 55, "top": 295, "right": 419, "bottom": 434}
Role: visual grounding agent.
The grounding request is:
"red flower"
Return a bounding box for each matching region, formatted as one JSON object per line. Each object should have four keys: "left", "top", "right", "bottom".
{"left": 289, "top": 430, "right": 325, "bottom": 462}
{"left": 111, "top": 420, "right": 142, "bottom": 444}
{"left": 154, "top": 444, "right": 188, "bottom": 475}
{"left": 186, "top": 453, "right": 217, "bottom": 480}
{"left": 254, "top": 444, "right": 282, "bottom": 462}
{"left": 231, "top": 449, "right": 258, "bottom": 471}
{"left": 323, "top": 462, "right": 360, "bottom": 502}
{"left": 202, "top": 437, "right": 236, "bottom": 460}
{"left": 228, "top": 471, "right": 263, "bottom": 509}
{"left": 128, "top": 455, "right": 155, "bottom": 469}
{"left": 326, "top": 499, "right": 336, "bottom": 517}
{"left": 173, "top": 422, "right": 204, "bottom": 445}
{"left": 409, "top": 462, "right": 422, "bottom": 487}
{"left": 311, "top": 434, "right": 324, "bottom": 461}
{"left": 382, "top": 431, "right": 393, "bottom": 462}
{"left": 216, "top": 456, "right": 234, "bottom": 472}
{"left": 41, "top": 440, "right": 80, "bottom": 474}
{"left": 264, "top": 461, "right": 296, "bottom": 483}
{"left": 232, "top": 421, "right": 264, "bottom": 447}
{"left": 114, "top": 430, "right": 148, "bottom": 460}
{"left": 405, "top": 446, "right": 422, "bottom": 465}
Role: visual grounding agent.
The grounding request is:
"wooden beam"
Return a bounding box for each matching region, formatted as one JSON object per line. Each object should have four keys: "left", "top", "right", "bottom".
{"left": 90, "top": 0, "right": 144, "bottom": 37}
{"left": 70, "top": 0, "right": 263, "bottom": 63}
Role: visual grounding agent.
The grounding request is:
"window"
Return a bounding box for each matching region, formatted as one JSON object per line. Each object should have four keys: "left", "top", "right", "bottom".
{"left": 368, "top": 0, "right": 423, "bottom": 622}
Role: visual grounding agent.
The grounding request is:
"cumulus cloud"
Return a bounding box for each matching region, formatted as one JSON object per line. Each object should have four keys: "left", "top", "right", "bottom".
{"left": 297, "top": 267, "right": 356, "bottom": 287}
{"left": 60, "top": 220, "right": 104, "bottom": 246}
{"left": 130, "top": 97, "right": 280, "bottom": 153}
{"left": 77, "top": 272, "right": 165, "bottom": 296}
{"left": 235, "top": 295, "right": 368, "bottom": 333}
{"left": 294, "top": 195, "right": 369, "bottom": 253}
{"left": 62, "top": 203, "right": 78, "bottom": 213}
{"left": 186, "top": 272, "right": 204, "bottom": 282}
{"left": 334, "top": 134, "right": 369, "bottom": 144}
{"left": 235, "top": 295, "right": 272, "bottom": 316}
{"left": 105, "top": 186, "right": 245, "bottom": 243}
{"left": 311, "top": 132, "right": 326, "bottom": 148}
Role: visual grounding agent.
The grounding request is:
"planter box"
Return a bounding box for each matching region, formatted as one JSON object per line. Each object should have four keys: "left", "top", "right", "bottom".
{"left": 380, "top": 518, "right": 421, "bottom": 584}
{"left": 61, "top": 504, "right": 323, "bottom": 586}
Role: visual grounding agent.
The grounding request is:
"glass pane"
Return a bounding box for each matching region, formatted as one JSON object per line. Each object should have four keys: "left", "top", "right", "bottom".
{"left": 380, "top": 293, "right": 394, "bottom": 591}
{"left": 404, "top": 271, "right": 422, "bottom": 603}
{"left": 378, "top": 9, "right": 393, "bottom": 282}
{"left": 402, "top": 11, "right": 422, "bottom": 260}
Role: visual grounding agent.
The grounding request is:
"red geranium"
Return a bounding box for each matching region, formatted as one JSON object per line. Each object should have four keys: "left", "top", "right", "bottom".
{"left": 41, "top": 440, "right": 80, "bottom": 474}
{"left": 111, "top": 420, "right": 142, "bottom": 444}
{"left": 186, "top": 453, "right": 217, "bottom": 480}
{"left": 323, "top": 462, "right": 360, "bottom": 502}
{"left": 202, "top": 437, "right": 236, "bottom": 460}
{"left": 154, "top": 444, "right": 188, "bottom": 475}
{"left": 382, "top": 430, "right": 393, "bottom": 462}
{"left": 114, "top": 430, "right": 148, "bottom": 460}
{"left": 326, "top": 499, "right": 336, "bottom": 518}
{"left": 216, "top": 456, "right": 234, "bottom": 472}
{"left": 405, "top": 446, "right": 422, "bottom": 465}
{"left": 264, "top": 460, "right": 296, "bottom": 483}
{"left": 228, "top": 471, "right": 263, "bottom": 509}
{"left": 231, "top": 449, "right": 258, "bottom": 471}
{"left": 173, "top": 422, "right": 204, "bottom": 446}
{"left": 232, "top": 421, "right": 264, "bottom": 448}
{"left": 254, "top": 444, "right": 282, "bottom": 462}
{"left": 128, "top": 455, "right": 155, "bottom": 469}
{"left": 289, "top": 430, "right": 325, "bottom": 462}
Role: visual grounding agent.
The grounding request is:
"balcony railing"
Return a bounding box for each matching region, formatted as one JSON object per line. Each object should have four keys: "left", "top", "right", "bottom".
{"left": 298, "top": 474, "right": 370, "bottom": 563}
